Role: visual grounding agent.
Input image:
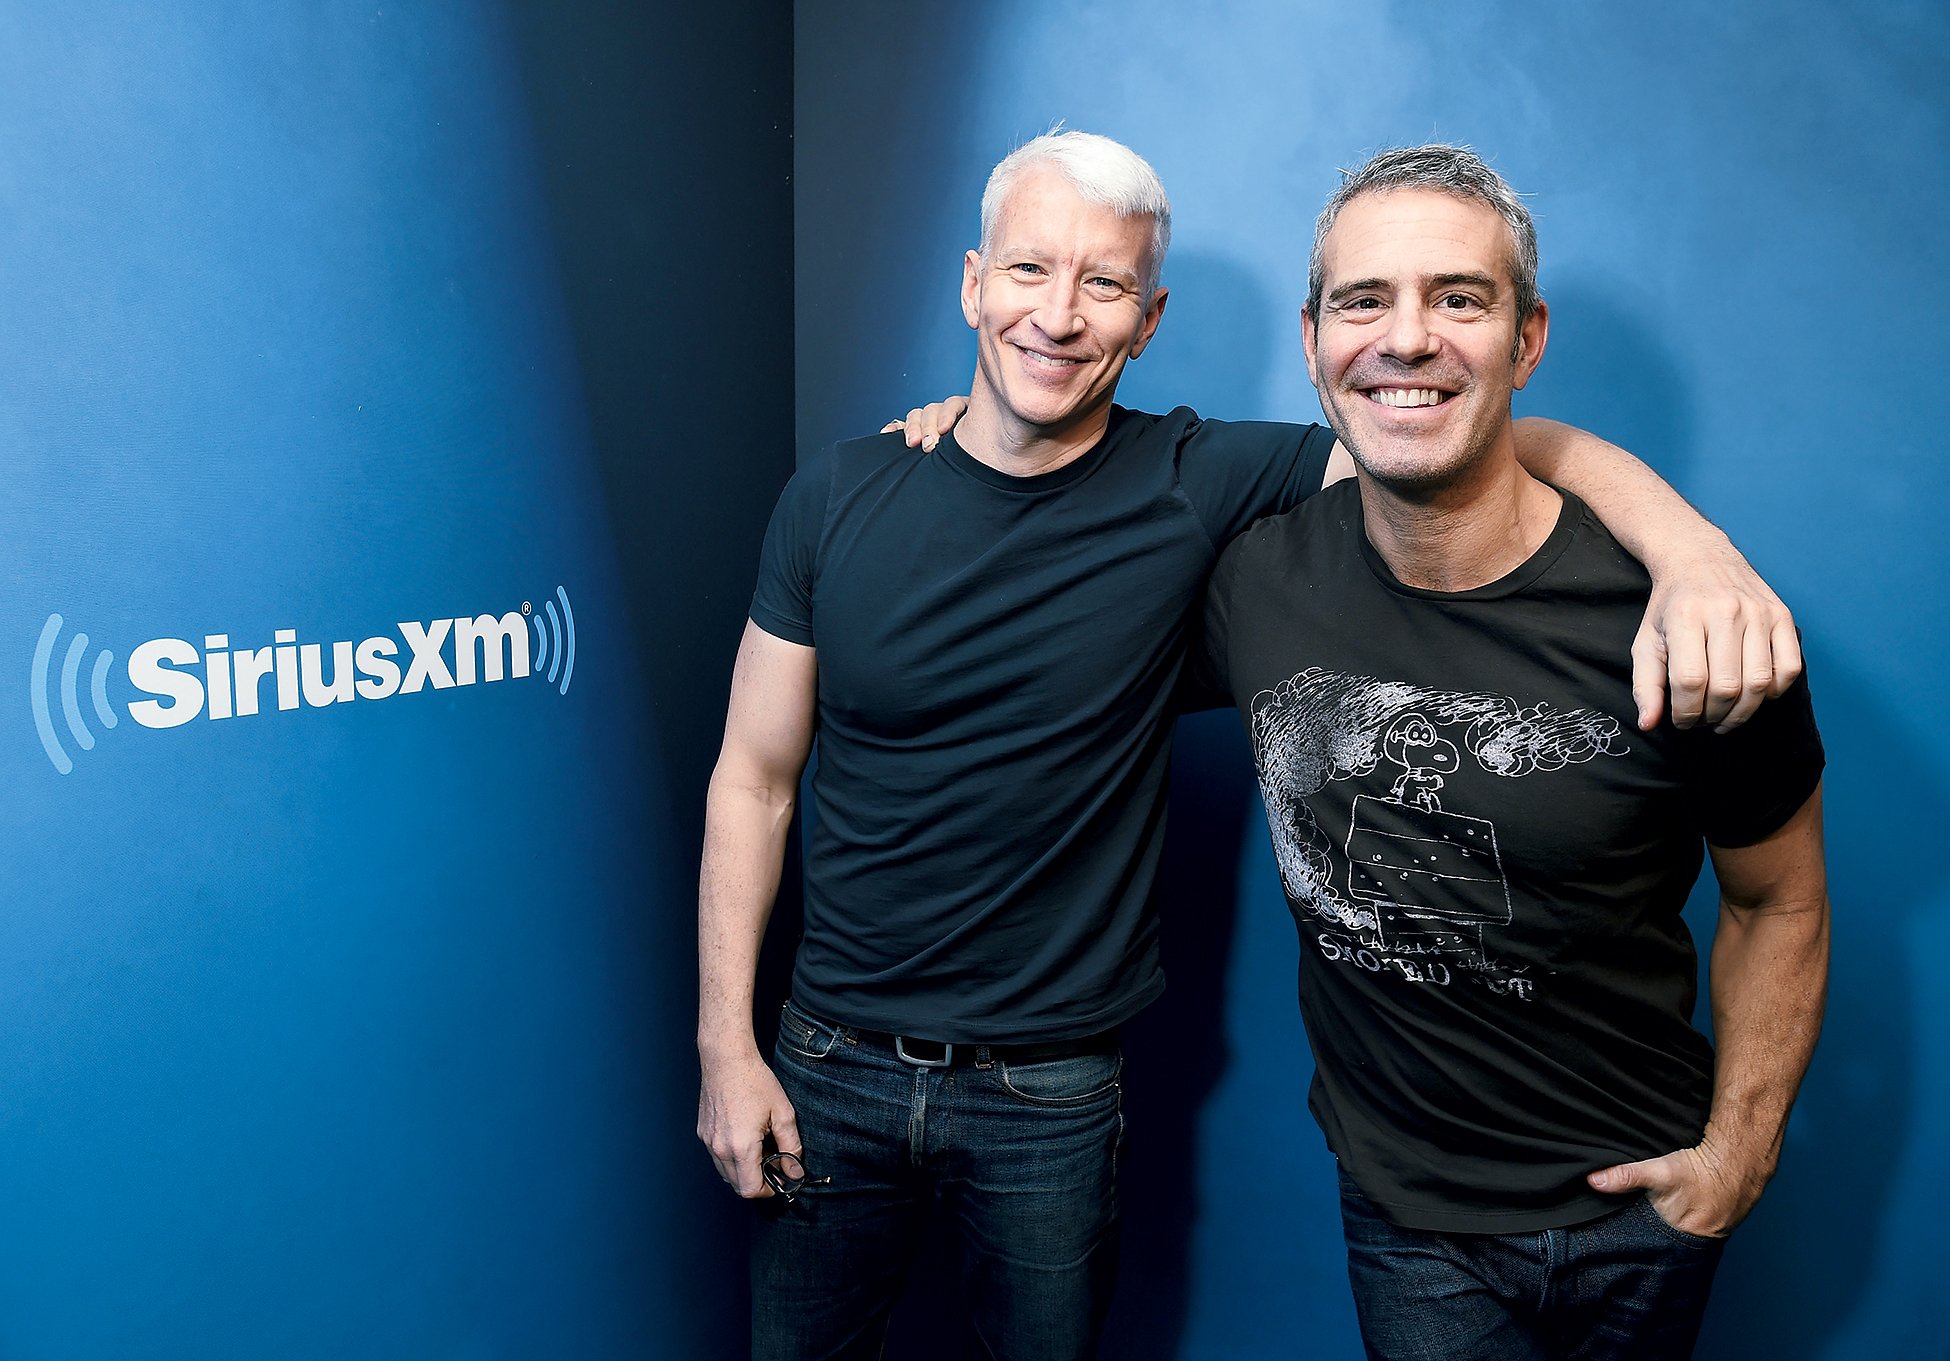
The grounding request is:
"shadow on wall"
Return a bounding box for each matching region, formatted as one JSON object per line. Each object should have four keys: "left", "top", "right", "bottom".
{"left": 1114, "top": 250, "right": 1287, "bottom": 422}
{"left": 1536, "top": 279, "right": 1928, "bottom": 1360}
{"left": 1107, "top": 250, "right": 1284, "bottom": 1358}
{"left": 502, "top": 2, "right": 793, "bottom": 1354}
{"left": 1108, "top": 710, "right": 1260, "bottom": 1357}
{"left": 791, "top": 2, "right": 996, "bottom": 458}
{"left": 1697, "top": 646, "right": 1929, "bottom": 1361}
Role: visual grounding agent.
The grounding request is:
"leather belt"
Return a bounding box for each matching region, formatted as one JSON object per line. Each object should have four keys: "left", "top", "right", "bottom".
{"left": 803, "top": 1008, "right": 1118, "bottom": 1070}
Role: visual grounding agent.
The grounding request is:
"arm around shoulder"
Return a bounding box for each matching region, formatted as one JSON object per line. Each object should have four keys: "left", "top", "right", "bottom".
{"left": 1511, "top": 416, "right": 1801, "bottom": 734}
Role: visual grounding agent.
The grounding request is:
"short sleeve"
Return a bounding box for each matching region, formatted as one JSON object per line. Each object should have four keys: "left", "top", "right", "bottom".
{"left": 1176, "top": 416, "right": 1336, "bottom": 550}
{"left": 747, "top": 452, "right": 831, "bottom": 646}
{"left": 1678, "top": 670, "right": 1826, "bottom": 848}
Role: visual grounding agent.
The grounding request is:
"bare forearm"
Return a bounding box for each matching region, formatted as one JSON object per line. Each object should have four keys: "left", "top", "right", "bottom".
{"left": 697, "top": 769, "right": 796, "bottom": 1059}
{"left": 1701, "top": 894, "right": 1829, "bottom": 1186}
{"left": 1512, "top": 417, "right": 1732, "bottom": 571}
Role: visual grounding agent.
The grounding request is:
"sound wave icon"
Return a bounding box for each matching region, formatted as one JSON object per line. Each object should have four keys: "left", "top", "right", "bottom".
{"left": 32, "top": 614, "right": 117, "bottom": 775}
{"left": 528, "top": 586, "right": 577, "bottom": 696}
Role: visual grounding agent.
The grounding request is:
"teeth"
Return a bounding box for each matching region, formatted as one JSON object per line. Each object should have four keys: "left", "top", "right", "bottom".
{"left": 1367, "top": 388, "right": 1447, "bottom": 408}
{"left": 1022, "top": 350, "right": 1083, "bottom": 368}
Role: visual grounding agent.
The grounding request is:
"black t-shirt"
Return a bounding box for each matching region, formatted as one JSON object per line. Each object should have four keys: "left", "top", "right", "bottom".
{"left": 750, "top": 405, "right": 1334, "bottom": 1042}
{"left": 1201, "top": 482, "right": 1824, "bottom": 1232}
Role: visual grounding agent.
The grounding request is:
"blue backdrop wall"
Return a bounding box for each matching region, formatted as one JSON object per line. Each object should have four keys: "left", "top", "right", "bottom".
{"left": 2, "top": 2, "right": 788, "bottom": 1356}
{"left": 5, "top": 3, "right": 1942, "bottom": 1357}
{"left": 795, "top": 3, "right": 1947, "bottom": 1358}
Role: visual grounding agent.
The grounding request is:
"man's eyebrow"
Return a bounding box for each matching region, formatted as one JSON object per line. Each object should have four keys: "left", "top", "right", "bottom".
{"left": 1325, "top": 278, "right": 1389, "bottom": 304}
{"left": 1430, "top": 272, "right": 1500, "bottom": 293}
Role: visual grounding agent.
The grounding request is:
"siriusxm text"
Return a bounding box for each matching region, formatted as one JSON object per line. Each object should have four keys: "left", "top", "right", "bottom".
{"left": 126, "top": 612, "right": 529, "bottom": 728}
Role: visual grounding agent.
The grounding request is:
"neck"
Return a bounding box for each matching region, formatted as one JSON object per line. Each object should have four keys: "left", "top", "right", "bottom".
{"left": 1356, "top": 437, "right": 1562, "bottom": 592}
{"left": 954, "top": 382, "right": 1113, "bottom": 478}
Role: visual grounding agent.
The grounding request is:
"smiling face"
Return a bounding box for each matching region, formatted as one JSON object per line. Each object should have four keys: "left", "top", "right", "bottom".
{"left": 960, "top": 166, "right": 1167, "bottom": 457}
{"left": 1303, "top": 188, "right": 1548, "bottom": 495}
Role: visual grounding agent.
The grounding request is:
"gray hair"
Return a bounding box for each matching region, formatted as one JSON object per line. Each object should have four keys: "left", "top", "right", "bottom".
{"left": 1305, "top": 144, "right": 1539, "bottom": 329}
{"left": 978, "top": 130, "right": 1172, "bottom": 299}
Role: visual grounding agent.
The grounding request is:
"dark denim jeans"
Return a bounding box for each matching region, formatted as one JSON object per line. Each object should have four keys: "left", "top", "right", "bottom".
{"left": 751, "top": 1001, "right": 1123, "bottom": 1361}
{"left": 1338, "top": 1166, "right": 1725, "bottom": 1361}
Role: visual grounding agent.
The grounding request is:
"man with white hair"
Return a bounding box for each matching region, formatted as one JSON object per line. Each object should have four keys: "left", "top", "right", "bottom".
{"left": 697, "top": 131, "right": 1800, "bottom": 1358}
{"left": 1201, "top": 145, "right": 1827, "bottom": 1358}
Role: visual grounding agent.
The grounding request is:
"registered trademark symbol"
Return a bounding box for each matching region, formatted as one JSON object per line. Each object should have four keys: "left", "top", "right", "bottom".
{"left": 522, "top": 600, "right": 532, "bottom": 615}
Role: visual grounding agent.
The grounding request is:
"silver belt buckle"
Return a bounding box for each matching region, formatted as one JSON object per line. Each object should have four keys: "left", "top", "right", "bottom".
{"left": 894, "top": 1035, "right": 952, "bottom": 1068}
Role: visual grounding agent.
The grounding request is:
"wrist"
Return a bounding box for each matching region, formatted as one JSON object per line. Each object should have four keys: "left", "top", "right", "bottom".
{"left": 697, "top": 1023, "right": 762, "bottom": 1067}
{"left": 1697, "top": 1119, "right": 1781, "bottom": 1190}
{"left": 1642, "top": 522, "right": 1738, "bottom": 578}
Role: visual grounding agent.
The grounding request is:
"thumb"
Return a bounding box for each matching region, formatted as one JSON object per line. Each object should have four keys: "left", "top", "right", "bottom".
{"left": 1588, "top": 1151, "right": 1677, "bottom": 1196}
{"left": 1629, "top": 624, "right": 1666, "bottom": 733}
{"left": 771, "top": 1103, "right": 803, "bottom": 1160}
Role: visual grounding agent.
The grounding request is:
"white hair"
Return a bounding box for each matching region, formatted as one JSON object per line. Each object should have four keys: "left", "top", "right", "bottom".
{"left": 978, "top": 129, "right": 1171, "bottom": 298}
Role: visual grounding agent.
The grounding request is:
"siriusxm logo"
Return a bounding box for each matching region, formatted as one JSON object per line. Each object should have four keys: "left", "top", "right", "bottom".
{"left": 31, "top": 587, "right": 577, "bottom": 775}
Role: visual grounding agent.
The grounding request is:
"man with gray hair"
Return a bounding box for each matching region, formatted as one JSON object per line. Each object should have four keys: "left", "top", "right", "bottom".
{"left": 1200, "top": 145, "right": 1828, "bottom": 1357}
{"left": 698, "top": 130, "right": 1802, "bottom": 1358}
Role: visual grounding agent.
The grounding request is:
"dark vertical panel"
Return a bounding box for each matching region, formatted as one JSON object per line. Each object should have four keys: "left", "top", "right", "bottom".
{"left": 505, "top": 2, "right": 795, "bottom": 1350}
{"left": 506, "top": 0, "right": 795, "bottom": 849}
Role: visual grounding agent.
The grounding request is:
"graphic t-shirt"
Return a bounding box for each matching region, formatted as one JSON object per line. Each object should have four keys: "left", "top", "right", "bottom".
{"left": 752, "top": 405, "right": 1335, "bottom": 1042}
{"left": 1201, "top": 482, "right": 1824, "bottom": 1232}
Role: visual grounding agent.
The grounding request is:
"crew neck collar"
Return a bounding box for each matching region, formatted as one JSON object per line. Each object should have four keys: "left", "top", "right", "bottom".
{"left": 1353, "top": 484, "right": 1580, "bottom": 601}
{"left": 936, "top": 408, "right": 1127, "bottom": 493}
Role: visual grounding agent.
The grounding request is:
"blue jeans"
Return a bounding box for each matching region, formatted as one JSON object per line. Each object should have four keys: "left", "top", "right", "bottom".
{"left": 751, "top": 1001, "right": 1124, "bottom": 1361}
{"left": 1337, "top": 1167, "right": 1724, "bottom": 1361}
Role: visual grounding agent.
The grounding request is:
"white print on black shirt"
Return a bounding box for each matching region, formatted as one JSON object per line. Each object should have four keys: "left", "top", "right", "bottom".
{"left": 1250, "top": 668, "right": 1628, "bottom": 999}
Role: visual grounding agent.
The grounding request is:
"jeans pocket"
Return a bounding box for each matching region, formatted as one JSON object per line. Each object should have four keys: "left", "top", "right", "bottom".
{"left": 1635, "top": 1193, "right": 1724, "bottom": 1250}
{"left": 997, "top": 1050, "right": 1122, "bottom": 1106}
{"left": 777, "top": 1001, "right": 840, "bottom": 1061}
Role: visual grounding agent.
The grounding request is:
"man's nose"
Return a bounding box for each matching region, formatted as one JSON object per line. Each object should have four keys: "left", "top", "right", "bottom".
{"left": 1378, "top": 303, "right": 1438, "bottom": 362}
{"left": 1032, "top": 284, "right": 1086, "bottom": 341}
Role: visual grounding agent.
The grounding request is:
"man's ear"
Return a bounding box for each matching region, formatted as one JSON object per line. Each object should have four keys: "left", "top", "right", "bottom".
{"left": 1301, "top": 307, "right": 1322, "bottom": 388}
{"left": 1511, "top": 299, "right": 1549, "bottom": 390}
{"left": 961, "top": 250, "right": 983, "bottom": 330}
{"left": 1128, "top": 287, "right": 1169, "bottom": 358}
